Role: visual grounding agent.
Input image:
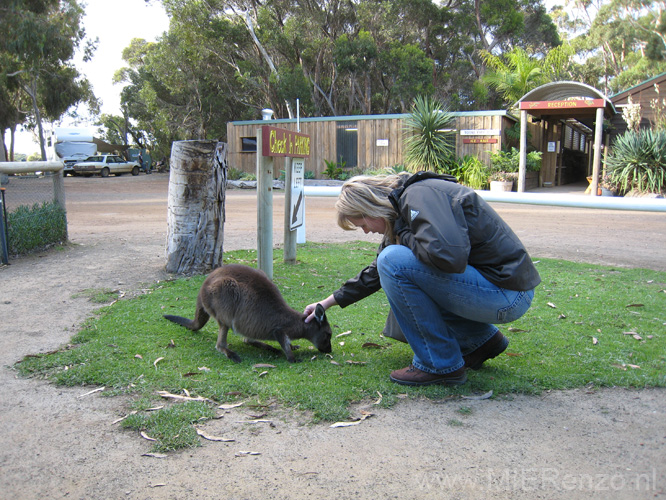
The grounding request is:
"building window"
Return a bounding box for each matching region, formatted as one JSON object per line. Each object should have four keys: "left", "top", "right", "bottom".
{"left": 241, "top": 137, "right": 257, "bottom": 152}
{"left": 336, "top": 121, "right": 358, "bottom": 168}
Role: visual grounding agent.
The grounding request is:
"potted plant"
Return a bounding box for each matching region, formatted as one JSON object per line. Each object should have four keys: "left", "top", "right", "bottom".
{"left": 488, "top": 170, "right": 515, "bottom": 192}
{"left": 599, "top": 174, "right": 617, "bottom": 196}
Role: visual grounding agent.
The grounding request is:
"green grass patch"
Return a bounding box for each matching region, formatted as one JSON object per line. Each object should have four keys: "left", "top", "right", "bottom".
{"left": 72, "top": 288, "right": 120, "bottom": 303}
{"left": 15, "top": 242, "right": 666, "bottom": 451}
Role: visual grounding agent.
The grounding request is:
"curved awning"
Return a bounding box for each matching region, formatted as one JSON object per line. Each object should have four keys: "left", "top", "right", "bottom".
{"left": 515, "top": 81, "right": 616, "bottom": 128}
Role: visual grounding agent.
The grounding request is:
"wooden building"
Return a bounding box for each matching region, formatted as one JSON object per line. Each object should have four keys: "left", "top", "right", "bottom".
{"left": 610, "top": 72, "right": 666, "bottom": 138}
{"left": 516, "top": 81, "right": 617, "bottom": 192}
{"left": 226, "top": 111, "right": 518, "bottom": 179}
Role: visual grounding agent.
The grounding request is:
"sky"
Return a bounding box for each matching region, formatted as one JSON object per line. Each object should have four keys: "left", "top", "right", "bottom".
{"left": 14, "top": 0, "right": 170, "bottom": 155}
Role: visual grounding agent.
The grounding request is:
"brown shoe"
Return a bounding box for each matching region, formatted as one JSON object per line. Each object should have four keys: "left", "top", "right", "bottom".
{"left": 463, "top": 331, "right": 509, "bottom": 370}
{"left": 389, "top": 365, "right": 467, "bottom": 386}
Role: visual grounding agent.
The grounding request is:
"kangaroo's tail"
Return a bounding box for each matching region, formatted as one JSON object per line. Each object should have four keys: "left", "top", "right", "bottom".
{"left": 164, "top": 298, "right": 210, "bottom": 331}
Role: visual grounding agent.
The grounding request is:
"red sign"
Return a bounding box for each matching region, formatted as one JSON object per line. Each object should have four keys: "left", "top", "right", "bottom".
{"left": 463, "top": 138, "right": 498, "bottom": 144}
{"left": 261, "top": 126, "right": 311, "bottom": 158}
{"left": 519, "top": 99, "right": 605, "bottom": 110}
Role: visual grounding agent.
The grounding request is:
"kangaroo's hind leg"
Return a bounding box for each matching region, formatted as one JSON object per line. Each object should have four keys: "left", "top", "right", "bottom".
{"left": 216, "top": 324, "right": 242, "bottom": 363}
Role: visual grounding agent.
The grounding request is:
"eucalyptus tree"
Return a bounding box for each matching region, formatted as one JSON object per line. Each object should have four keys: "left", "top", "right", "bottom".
{"left": 0, "top": 0, "right": 97, "bottom": 159}
{"left": 551, "top": 0, "right": 666, "bottom": 93}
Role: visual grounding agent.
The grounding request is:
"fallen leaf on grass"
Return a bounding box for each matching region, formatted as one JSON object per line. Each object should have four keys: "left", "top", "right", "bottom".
{"left": 505, "top": 352, "right": 522, "bottom": 357}
{"left": 253, "top": 363, "right": 276, "bottom": 369}
{"left": 611, "top": 363, "right": 641, "bottom": 371}
{"left": 345, "top": 360, "right": 366, "bottom": 365}
{"left": 373, "top": 391, "right": 383, "bottom": 405}
{"left": 330, "top": 360, "right": 340, "bottom": 366}
{"left": 330, "top": 411, "right": 374, "bottom": 428}
{"left": 157, "top": 390, "right": 212, "bottom": 403}
{"left": 547, "top": 302, "right": 557, "bottom": 308}
{"left": 77, "top": 386, "right": 105, "bottom": 398}
{"left": 195, "top": 428, "right": 235, "bottom": 442}
{"left": 592, "top": 337, "right": 598, "bottom": 345}
{"left": 336, "top": 330, "right": 352, "bottom": 338}
{"left": 140, "top": 431, "right": 157, "bottom": 442}
{"left": 461, "top": 390, "right": 493, "bottom": 400}
{"left": 153, "top": 357, "right": 164, "bottom": 368}
{"left": 361, "top": 342, "right": 383, "bottom": 349}
{"left": 507, "top": 327, "right": 527, "bottom": 333}
{"left": 134, "top": 354, "right": 143, "bottom": 360}
{"left": 258, "top": 371, "right": 269, "bottom": 377}
{"left": 112, "top": 411, "right": 137, "bottom": 425}
{"left": 218, "top": 402, "right": 244, "bottom": 410}
{"left": 198, "top": 366, "right": 211, "bottom": 372}
{"left": 625, "top": 303, "right": 644, "bottom": 308}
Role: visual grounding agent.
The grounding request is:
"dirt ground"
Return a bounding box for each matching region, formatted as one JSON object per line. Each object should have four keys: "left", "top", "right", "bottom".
{"left": 1, "top": 173, "right": 665, "bottom": 500}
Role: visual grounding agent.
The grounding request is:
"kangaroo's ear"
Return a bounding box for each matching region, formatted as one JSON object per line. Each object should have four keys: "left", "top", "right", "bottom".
{"left": 314, "top": 303, "right": 326, "bottom": 325}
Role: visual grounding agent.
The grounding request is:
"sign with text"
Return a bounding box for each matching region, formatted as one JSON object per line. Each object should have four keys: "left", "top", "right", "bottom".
{"left": 290, "top": 158, "right": 305, "bottom": 230}
{"left": 261, "top": 126, "right": 311, "bottom": 158}
{"left": 519, "top": 99, "right": 605, "bottom": 110}
{"left": 460, "top": 129, "right": 500, "bottom": 136}
{"left": 463, "top": 138, "right": 498, "bottom": 144}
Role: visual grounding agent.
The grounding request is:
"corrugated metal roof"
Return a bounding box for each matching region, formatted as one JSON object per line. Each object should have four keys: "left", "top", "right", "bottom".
{"left": 517, "top": 81, "right": 608, "bottom": 103}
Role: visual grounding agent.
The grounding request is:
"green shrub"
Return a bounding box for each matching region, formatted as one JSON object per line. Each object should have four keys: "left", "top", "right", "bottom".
{"left": 7, "top": 201, "right": 67, "bottom": 255}
{"left": 490, "top": 147, "right": 542, "bottom": 173}
{"left": 606, "top": 130, "right": 666, "bottom": 194}
{"left": 403, "top": 96, "right": 456, "bottom": 173}
{"left": 458, "top": 155, "right": 490, "bottom": 189}
{"left": 323, "top": 159, "right": 350, "bottom": 180}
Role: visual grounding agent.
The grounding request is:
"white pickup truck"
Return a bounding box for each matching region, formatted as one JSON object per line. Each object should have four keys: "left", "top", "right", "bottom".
{"left": 73, "top": 155, "right": 141, "bottom": 177}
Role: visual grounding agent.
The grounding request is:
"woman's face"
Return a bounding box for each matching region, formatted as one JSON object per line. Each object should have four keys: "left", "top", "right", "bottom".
{"left": 347, "top": 216, "right": 386, "bottom": 235}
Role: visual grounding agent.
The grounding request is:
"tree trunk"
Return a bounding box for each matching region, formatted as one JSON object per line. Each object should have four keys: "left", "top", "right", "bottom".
{"left": 165, "top": 140, "right": 228, "bottom": 274}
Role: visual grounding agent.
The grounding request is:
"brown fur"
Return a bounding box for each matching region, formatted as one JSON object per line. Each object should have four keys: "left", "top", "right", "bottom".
{"left": 164, "top": 264, "right": 332, "bottom": 363}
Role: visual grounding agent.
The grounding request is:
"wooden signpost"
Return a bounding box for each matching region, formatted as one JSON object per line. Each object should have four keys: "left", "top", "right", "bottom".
{"left": 256, "top": 126, "right": 311, "bottom": 279}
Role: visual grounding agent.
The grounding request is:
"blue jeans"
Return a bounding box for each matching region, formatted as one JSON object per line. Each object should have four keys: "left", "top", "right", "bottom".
{"left": 377, "top": 245, "right": 534, "bottom": 375}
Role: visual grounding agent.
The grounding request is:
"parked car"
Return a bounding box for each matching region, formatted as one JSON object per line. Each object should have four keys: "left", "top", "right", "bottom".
{"left": 73, "top": 155, "right": 141, "bottom": 177}
{"left": 62, "top": 152, "right": 91, "bottom": 176}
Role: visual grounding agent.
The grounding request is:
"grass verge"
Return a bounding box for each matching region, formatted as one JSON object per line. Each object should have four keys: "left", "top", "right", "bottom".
{"left": 15, "top": 242, "right": 666, "bottom": 451}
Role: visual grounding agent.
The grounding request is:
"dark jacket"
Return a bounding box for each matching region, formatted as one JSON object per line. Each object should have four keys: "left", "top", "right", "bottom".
{"left": 333, "top": 171, "right": 541, "bottom": 308}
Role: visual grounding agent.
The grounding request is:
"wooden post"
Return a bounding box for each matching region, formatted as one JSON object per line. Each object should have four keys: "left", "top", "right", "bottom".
{"left": 590, "top": 107, "right": 604, "bottom": 197}
{"left": 165, "top": 140, "right": 227, "bottom": 274}
{"left": 256, "top": 129, "right": 274, "bottom": 279}
{"left": 518, "top": 109, "right": 527, "bottom": 193}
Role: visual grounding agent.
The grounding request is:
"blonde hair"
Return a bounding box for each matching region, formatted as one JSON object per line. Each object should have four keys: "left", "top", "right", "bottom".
{"left": 335, "top": 173, "right": 409, "bottom": 241}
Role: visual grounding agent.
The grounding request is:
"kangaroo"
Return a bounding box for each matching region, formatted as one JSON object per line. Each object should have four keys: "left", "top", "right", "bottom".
{"left": 163, "top": 264, "right": 333, "bottom": 363}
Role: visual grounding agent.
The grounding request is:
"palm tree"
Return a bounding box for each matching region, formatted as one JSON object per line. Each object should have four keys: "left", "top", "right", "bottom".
{"left": 480, "top": 44, "right": 575, "bottom": 106}
{"left": 480, "top": 47, "right": 546, "bottom": 106}
{"left": 403, "top": 96, "right": 456, "bottom": 173}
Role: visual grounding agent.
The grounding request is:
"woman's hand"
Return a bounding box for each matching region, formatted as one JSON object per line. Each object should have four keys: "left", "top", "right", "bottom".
{"left": 303, "top": 294, "right": 337, "bottom": 323}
